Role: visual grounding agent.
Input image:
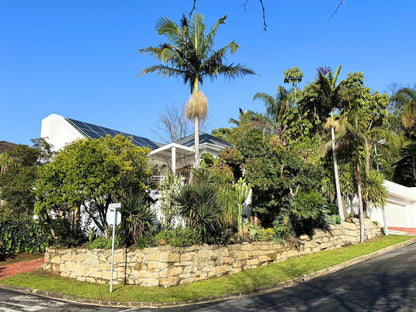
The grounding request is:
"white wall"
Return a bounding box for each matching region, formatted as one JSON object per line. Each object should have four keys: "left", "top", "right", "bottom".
{"left": 370, "top": 180, "right": 416, "bottom": 228}
{"left": 41, "top": 114, "right": 85, "bottom": 152}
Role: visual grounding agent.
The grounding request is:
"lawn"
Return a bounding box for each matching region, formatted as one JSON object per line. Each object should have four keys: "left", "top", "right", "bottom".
{"left": 0, "top": 235, "right": 414, "bottom": 304}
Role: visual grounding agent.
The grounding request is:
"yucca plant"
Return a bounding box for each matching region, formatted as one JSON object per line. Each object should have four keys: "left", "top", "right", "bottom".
{"left": 173, "top": 177, "right": 223, "bottom": 244}
{"left": 120, "top": 194, "right": 155, "bottom": 246}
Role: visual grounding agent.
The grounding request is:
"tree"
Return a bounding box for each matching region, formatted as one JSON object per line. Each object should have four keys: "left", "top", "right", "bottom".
{"left": 336, "top": 94, "right": 389, "bottom": 243}
{"left": 310, "top": 66, "right": 345, "bottom": 220}
{"left": 140, "top": 13, "right": 255, "bottom": 168}
{"left": 391, "top": 87, "right": 416, "bottom": 129}
{"left": 35, "top": 135, "right": 152, "bottom": 239}
{"left": 0, "top": 139, "right": 52, "bottom": 218}
{"left": 155, "top": 103, "right": 193, "bottom": 143}
{"left": 188, "top": 1, "right": 346, "bottom": 31}
{"left": 393, "top": 139, "right": 416, "bottom": 186}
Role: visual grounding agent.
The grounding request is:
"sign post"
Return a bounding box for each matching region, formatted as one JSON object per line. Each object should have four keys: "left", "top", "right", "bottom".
{"left": 107, "top": 203, "right": 121, "bottom": 293}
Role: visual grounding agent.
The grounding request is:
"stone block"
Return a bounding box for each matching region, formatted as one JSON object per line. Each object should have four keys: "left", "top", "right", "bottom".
{"left": 160, "top": 277, "right": 179, "bottom": 287}
{"left": 144, "top": 252, "right": 160, "bottom": 261}
{"left": 167, "top": 266, "right": 183, "bottom": 277}
{"left": 342, "top": 222, "right": 357, "bottom": 231}
{"left": 180, "top": 252, "right": 195, "bottom": 262}
{"left": 148, "top": 261, "right": 168, "bottom": 270}
{"left": 213, "top": 265, "right": 232, "bottom": 276}
{"left": 246, "top": 258, "right": 259, "bottom": 266}
{"left": 114, "top": 252, "right": 124, "bottom": 263}
{"left": 140, "top": 278, "right": 159, "bottom": 287}
{"left": 137, "top": 270, "right": 158, "bottom": 279}
{"left": 240, "top": 243, "right": 252, "bottom": 251}
{"left": 237, "top": 251, "right": 249, "bottom": 260}
{"left": 159, "top": 252, "right": 180, "bottom": 262}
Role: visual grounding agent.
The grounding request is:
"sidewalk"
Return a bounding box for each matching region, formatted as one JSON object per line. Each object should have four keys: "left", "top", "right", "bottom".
{"left": 384, "top": 227, "right": 416, "bottom": 235}
{"left": 0, "top": 259, "right": 44, "bottom": 280}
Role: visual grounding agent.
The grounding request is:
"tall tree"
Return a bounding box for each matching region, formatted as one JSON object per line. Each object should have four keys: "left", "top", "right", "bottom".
{"left": 0, "top": 139, "right": 52, "bottom": 218}
{"left": 336, "top": 93, "right": 390, "bottom": 243}
{"left": 35, "top": 135, "right": 152, "bottom": 239}
{"left": 140, "top": 13, "right": 255, "bottom": 168}
{"left": 311, "top": 66, "right": 345, "bottom": 220}
{"left": 391, "top": 87, "right": 416, "bottom": 129}
{"left": 155, "top": 103, "right": 193, "bottom": 143}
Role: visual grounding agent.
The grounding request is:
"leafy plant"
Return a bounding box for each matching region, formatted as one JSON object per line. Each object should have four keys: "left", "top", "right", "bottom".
{"left": 87, "top": 236, "right": 120, "bottom": 250}
{"left": 174, "top": 173, "right": 223, "bottom": 244}
{"left": 0, "top": 217, "right": 52, "bottom": 259}
{"left": 158, "top": 170, "right": 182, "bottom": 231}
{"left": 119, "top": 194, "right": 155, "bottom": 246}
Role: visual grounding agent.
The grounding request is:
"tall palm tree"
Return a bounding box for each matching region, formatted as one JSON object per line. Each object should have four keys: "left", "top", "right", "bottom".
{"left": 337, "top": 99, "right": 391, "bottom": 242}
{"left": 140, "top": 13, "right": 255, "bottom": 168}
{"left": 391, "top": 87, "right": 416, "bottom": 129}
{"left": 253, "top": 86, "right": 292, "bottom": 145}
{"left": 311, "top": 66, "right": 345, "bottom": 220}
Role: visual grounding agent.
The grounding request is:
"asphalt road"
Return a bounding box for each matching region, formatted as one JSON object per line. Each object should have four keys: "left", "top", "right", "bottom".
{"left": 0, "top": 243, "right": 415, "bottom": 312}
{"left": 157, "top": 242, "right": 416, "bottom": 312}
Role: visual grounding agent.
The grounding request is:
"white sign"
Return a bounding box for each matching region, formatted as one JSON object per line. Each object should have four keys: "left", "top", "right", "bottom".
{"left": 106, "top": 203, "right": 121, "bottom": 226}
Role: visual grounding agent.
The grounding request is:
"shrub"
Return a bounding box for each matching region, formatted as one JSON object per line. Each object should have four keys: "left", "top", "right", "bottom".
{"left": 174, "top": 181, "right": 223, "bottom": 245}
{"left": 154, "top": 228, "right": 200, "bottom": 247}
{"left": 119, "top": 194, "right": 155, "bottom": 246}
{"left": 87, "top": 235, "right": 121, "bottom": 250}
{"left": 0, "top": 217, "right": 52, "bottom": 259}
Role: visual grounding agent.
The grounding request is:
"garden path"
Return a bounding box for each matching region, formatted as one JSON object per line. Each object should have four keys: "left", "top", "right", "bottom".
{"left": 0, "top": 259, "right": 44, "bottom": 280}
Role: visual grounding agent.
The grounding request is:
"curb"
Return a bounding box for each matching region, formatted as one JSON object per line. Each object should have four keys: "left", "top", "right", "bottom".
{"left": 1, "top": 237, "right": 416, "bottom": 308}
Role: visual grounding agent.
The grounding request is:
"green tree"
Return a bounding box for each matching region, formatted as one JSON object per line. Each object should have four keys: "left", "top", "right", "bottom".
{"left": 391, "top": 87, "right": 416, "bottom": 129}
{"left": 393, "top": 139, "right": 416, "bottom": 186}
{"left": 336, "top": 95, "right": 389, "bottom": 242}
{"left": 0, "top": 139, "right": 52, "bottom": 218}
{"left": 35, "top": 135, "right": 152, "bottom": 239}
{"left": 140, "top": 13, "right": 255, "bottom": 168}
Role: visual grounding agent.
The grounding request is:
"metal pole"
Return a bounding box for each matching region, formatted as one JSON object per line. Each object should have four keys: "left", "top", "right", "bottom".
{"left": 110, "top": 207, "right": 117, "bottom": 293}
{"left": 375, "top": 143, "right": 388, "bottom": 236}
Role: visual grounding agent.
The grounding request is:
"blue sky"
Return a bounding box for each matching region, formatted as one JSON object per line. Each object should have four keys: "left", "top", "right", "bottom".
{"left": 2, "top": 1, "right": 416, "bottom": 145}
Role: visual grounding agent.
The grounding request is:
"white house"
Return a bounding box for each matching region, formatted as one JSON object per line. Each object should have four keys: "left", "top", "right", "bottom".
{"left": 370, "top": 180, "right": 416, "bottom": 230}
{"left": 40, "top": 113, "right": 232, "bottom": 177}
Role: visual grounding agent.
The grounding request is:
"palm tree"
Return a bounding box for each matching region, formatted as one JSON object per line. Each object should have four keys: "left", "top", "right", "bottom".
{"left": 140, "top": 13, "right": 255, "bottom": 168}
{"left": 337, "top": 99, "right": 391, "bottom": 242}
{"left": 391, "top": 87, "right": 416, "bottom": 129}
{"left": 311, "top": 66, "right": 345, "bottom": 220}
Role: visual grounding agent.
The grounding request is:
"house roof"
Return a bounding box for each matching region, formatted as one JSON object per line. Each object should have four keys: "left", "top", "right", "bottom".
{"left": 65, "top": 117, "right": 160, "bottom": 150}
{"left": 175, "top": 132, "right": 232, "bottom": 149}
{"left": 0, "top": 141, "right": 17, "bottom": 154}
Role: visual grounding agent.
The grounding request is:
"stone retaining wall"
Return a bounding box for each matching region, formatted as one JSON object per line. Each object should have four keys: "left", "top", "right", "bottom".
{"left": 43, "top": 218, "right": 381, "bottom": 287}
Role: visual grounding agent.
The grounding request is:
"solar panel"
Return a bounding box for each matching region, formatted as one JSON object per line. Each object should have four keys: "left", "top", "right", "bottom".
{"left": 65, "top": 117, "right": 159, "bottom": 150}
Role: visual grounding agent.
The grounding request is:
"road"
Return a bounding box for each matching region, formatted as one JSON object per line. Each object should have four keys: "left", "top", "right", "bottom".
{"left": 0, "top": 243, "right": 415, "bottom": 311}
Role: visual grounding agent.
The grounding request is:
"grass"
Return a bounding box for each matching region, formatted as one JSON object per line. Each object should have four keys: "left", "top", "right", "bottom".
{"left": 0, "top": 253, "right": 44, "bottom": 266}
{"left": 0, "top": 235, "right": 414, "bottom": 303}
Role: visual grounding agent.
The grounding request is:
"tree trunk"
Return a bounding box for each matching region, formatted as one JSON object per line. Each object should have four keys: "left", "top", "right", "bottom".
{"left": 355, "top": 153, "right": 366, "bottom": 243}
{"left": 365, "top": 139, "right": 370, "bottom": 177}
{"left": 332, "top": 126, "right": 344, "bottom": 221}
{"left": 193, "top": 79, "right": 200, "bottom": 169}
{"left": 194, "top": 115, "right": 200, "bottom": 168}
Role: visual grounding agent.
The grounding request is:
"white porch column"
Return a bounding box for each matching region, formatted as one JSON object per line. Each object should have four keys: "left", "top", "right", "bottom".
{"left": 171, "top": 146, "right": 176, "bottom": 175}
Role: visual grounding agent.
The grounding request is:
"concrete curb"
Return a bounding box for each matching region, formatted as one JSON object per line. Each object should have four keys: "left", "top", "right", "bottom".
{"left": 1, "top": 237, "right": 416, "bottom": 309}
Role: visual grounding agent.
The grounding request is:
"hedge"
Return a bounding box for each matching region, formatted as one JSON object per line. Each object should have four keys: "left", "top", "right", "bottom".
{"left": 0, "top": 217, "right": 52, "bottom": 259}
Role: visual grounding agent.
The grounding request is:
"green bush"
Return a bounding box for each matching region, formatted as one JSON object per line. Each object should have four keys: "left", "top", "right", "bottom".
{"left": 155, "top": 228, "right": 200, "bottom": 247}
{"left": 0, "top": 217, "right": 52, "bottom": 259}
{"left": 87, "top": 236, "right": 120, "bottom": 250}
{"left": 174, "top": 181, "right": 223, "bottom": 245}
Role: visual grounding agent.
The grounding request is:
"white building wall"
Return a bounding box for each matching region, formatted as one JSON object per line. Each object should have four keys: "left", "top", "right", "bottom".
{"left": 370, "top": 180, "right": 416, "bottom": 228}
{"left": 41, "top": 114, "right": 85, "bottom": 152}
